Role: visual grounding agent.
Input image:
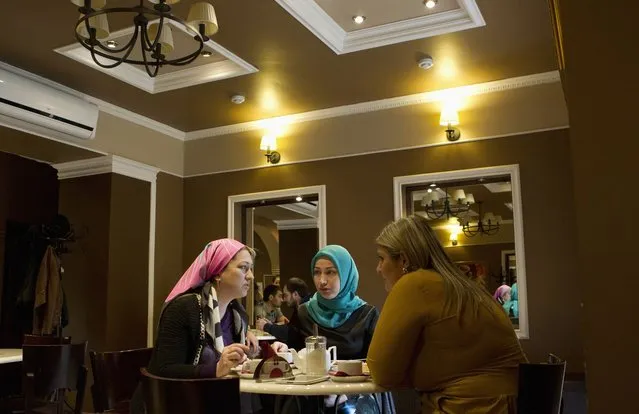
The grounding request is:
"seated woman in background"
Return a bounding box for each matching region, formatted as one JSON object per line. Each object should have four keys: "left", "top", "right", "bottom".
{"left": 289, "top": 244, "right": 395, "bottom": 413}
{"left": 131, "top": 238, "right": 287, "bottom": 414}
{"left": 368, "top": 215, "right": 526, "bottom": 414}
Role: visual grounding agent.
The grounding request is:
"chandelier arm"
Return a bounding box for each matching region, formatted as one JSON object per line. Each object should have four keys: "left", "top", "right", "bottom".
{"left": 140, "top": 14, "right": 166, "bottom": 53}
{"left": 140, "top": 40, "right": 161, "bottom": 77}
{"left": 82, "top": 25, "right": 140, "bottom": 69}
{"left": 91, "top": 28, "right": 139, "bottom": 54}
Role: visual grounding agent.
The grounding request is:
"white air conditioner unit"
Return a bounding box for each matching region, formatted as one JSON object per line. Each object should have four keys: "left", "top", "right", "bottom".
{"left": 0, "top": 67, "right": 99, "bottom": 140}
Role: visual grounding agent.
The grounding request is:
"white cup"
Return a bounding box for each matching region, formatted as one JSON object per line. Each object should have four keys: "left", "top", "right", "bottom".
{"left": 242, "top": 359, "right": 262, "bottom": 373}
{"left": 336, "top": 360, "right": 363, "bottom": 376}
{"left": 277, "top": 352, "right": 293, "bottom": 363}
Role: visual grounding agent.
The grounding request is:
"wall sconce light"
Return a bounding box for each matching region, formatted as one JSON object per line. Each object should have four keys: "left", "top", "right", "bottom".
{"left": 449, "top": 232, "right": 459, "bottom": 246}
{"left": 440, "top": 108, "right": 461, "bottom": 142}
{"left": 260, "top": 135, "right": 281, "bottom": 164}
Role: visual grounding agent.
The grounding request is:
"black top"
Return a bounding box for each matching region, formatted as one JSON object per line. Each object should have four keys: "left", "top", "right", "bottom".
{"left": 146, "top": 293, "right": 246, "bottom": 378}
{"left": 289, "top": 303, "right": 379, "bottom": 360}
{"left": 263, "top": 294, "right": 312, "bottom": 343}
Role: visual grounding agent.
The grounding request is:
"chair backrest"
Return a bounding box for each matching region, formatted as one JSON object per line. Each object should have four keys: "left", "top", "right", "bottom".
{"left": 90, "top": 347, "right": 153, "bottom": 413}
{"left": 23, "top": 334, "right": 72, "bottom": 345}
{"left": 518, "top": 354, "right": 567, "bottom": 414}
{"left": 140, "top": 368, "right": 240, "bottom": 414}
{"left": 22, "top": 342, "right": 88, "bottom": 414}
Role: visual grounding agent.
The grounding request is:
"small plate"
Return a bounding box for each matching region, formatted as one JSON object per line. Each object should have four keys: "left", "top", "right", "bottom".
{"left": 330, "top": 375, "right": 370, "bottom": 383}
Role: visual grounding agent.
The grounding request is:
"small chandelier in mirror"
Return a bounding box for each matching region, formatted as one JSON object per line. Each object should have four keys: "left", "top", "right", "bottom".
{"left": 71, "top": 0, "right": 219, "bottom": 77}
{"left": 421, "top": 188, "right": 474, "bottom": 220}
{"left": 460, "top": 201, "right": 501, "bottom": 237}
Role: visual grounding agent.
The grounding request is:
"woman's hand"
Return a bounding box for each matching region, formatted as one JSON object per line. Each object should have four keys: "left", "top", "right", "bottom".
{"left": 216, "top": 344, "right": 249, "bottom": 377}
{"left": 245, "top": 331, "right": 259, "bottom": 357}
{"left": 270, "top": 341, "right": 289, "bottom": 353}
{"left": 255, "top": 317, "right": 269, "bottom": 331}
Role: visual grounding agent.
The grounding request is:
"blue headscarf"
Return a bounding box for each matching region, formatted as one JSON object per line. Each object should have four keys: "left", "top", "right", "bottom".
{"left": 306, "top": 245, "right": 366, "bottom": 328}
{"left": 503, "top": 282, "right": 519, "bottom": 318}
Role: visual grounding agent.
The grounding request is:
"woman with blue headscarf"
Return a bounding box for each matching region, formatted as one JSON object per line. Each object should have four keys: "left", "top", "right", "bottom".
{"left": 286, "top": 245, "right": 395, "bottom": 414}
{"left": 289, "top": 245, "right": 377, "bottom": 359}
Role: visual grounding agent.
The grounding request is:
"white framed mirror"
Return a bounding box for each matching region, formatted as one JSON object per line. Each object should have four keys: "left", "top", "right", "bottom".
{"left": 393, "top": 165, "right": 528, "bottom": 338}
{"left": 228, "top": 185, "right": 326, "bottom": 326}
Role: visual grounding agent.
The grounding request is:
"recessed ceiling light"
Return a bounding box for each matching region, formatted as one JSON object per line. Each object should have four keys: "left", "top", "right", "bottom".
{"left": 106, "top": 40, "right": 118, "bottom": 49}
{"left": 230, "top": 94, "right": 246, "bottom": 105}
{"left": 296, "top": 196, "right": 303, "bottom": 202}
{"left": 424, "top": 0, "right": 438, "bottom": 9}
{"left": 430, "top": 183, "right": 437, "bottom": 187}
{"left": 201, "top": 50, "right": 213, "bottom": 57}
{"left": 352, "top": 15, "right": 366, "bottom": 24}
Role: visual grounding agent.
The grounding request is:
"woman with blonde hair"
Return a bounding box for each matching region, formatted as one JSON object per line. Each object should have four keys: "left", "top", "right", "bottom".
{"left": 367, "top": 215, "right": 526, "bottom": 414}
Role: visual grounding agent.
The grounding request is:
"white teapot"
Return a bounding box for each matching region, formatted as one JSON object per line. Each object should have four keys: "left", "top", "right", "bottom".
{"left": 290, "top": 346, "right": 337, "bottom": 374}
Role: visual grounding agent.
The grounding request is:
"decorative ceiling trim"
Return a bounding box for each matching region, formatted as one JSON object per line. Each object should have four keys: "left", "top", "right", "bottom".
{"left": 54, "top": 20, "right": 258, "bottom": 94}
{"left": 274, "top": 0, "right": 484, "bottom": 55}
{"left": 53, "top": 155, "right": 159, "bottom": 182}
{"left": 185, "top": 70, "right": 561, "bottom": 140}
{"left": 274, "top": 218, "right": 319, "bottom": 230}
{"left": 0, "top": 61, "right": 186, "bottom": 140}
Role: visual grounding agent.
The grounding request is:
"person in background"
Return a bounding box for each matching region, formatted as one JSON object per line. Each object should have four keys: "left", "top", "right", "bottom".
{"left": 255, "top": 284, "right": 287, "bottom": 324}
{"left": 273, "top": 276, "right": 281, "bottom": 286}
{"left": 130, "top": 239, "right": 287, "bottom": 414}
{"left": 256, "top": 277, "right": 311, "bottom": 342}
{"left": 368, "top": 215, "right": 526, "bottom": 414}
{"left": 493, "top": 284, "right": 512, "bottom": 305}
{"left": 503, "top": 282, "right": 519, "bottom": 318}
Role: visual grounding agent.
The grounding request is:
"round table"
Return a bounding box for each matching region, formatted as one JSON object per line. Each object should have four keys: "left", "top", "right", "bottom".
{"left": 239, "top": 377, "right": 385, "bottom": 395}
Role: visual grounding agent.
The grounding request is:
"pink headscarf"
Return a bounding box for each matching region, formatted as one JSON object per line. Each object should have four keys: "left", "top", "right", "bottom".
{"left": 493, "top": 284, "right": 512, "bottom": 302}
{"left": 165, "top": 238, "right": 246, "bottom": 303}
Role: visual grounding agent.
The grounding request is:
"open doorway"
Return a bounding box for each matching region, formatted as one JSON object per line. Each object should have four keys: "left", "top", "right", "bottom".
{"left": 227, "top": 185, "right": 326, "bottom": 325}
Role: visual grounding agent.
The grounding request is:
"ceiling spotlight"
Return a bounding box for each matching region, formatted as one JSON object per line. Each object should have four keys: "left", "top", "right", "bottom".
{"left": 425, "top": 0, "right": 438, "bottom": 9}
{"left": 430, "top": 183, "right": 437, "bottom": 187}
{"left": 230, "top": 94, "right": 246, "bottom": 104}
{"left": 352, "top": 15, "right": 366, "bottom": 24}
{"left": 106, "top": 40, "right": 118, "bottom": 49}
{"left": 295, "top": 196, "right": 303, "bottom": 202}
{"left": 201, "top": 50, "right": 213, "bottom": 57}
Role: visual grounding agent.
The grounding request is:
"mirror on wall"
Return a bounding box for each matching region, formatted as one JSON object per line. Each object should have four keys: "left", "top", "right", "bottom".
{"left": 228, "top": 186, "right": 326, "bottom": 327}
{"left": 394, "top": 165, "right": 528, "bottom": 337}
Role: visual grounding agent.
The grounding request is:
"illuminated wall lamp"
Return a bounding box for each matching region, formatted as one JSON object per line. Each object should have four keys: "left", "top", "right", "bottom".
{"left": 440, "top": 108, "right": 461, "bottom": 142}
{"left": 449, "top": 232, "right": 459, "bottom": 246}
{"left": 260, "top": 135, "right": 281, "bottom": 164}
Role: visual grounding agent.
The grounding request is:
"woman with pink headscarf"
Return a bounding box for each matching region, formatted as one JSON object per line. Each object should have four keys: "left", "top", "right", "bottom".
{"left": 131, "top": 239, "right": 286, "bottom": 413}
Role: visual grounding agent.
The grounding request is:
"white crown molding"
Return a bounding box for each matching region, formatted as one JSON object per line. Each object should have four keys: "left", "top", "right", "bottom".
{"left": 274, "top": 218, "right": 319, "bottom": 230}
{"left": 0, "top": 61, "right": 185, "bottom": 140}
{"left": 274, "top": 0, "right": 484, "bottom": 55}
{"left": 185, "top": 70, "right": 561, "bottom": 140}
{"left": 279, "top": 202, "right": 318, "bottom": 218}
{"left": 54, "top": 20, "right": 258, "bottom": 95}
{"left": 53, "top": 155, "right": 159, "bottom": 182}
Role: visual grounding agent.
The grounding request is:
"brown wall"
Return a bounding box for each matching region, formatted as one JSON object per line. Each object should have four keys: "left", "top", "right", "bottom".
{"left": 0, "top": 151, "right": 59, "bottom": 344}
{"left": 105, "top": 174, "right": 150, "bottom": 351}
{"left": 153, "top": 172, "right": 184, "bottom": 332}
{"left": 446, "top": 243, "right": 516, "bottom": 293}
{"left": 183, "top": 128, "right": 583, "bottom": 373}
{"left": 557, "top": 1, "right": 639, "bottom": 411}
{"left": 59, "top": 174, "right": 112, "bottom": 352}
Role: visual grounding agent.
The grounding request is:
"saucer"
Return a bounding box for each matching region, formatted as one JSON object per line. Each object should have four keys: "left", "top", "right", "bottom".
{"left": 330, "top": 375, "right": 370, "bottom": 383}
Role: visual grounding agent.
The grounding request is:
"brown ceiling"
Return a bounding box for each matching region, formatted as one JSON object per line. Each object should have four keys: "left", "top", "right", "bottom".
{"left": 0, "top": 125, "right": 103, "bottom": 164}
{"left": 0, "top": 0, "right": 557, "bottom": 131}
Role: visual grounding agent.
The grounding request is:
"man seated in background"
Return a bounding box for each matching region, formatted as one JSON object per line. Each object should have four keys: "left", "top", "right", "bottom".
{"left": 255, "top": 284, "right": 287, "bottom": 325}
{"left": 256, "top": 277, "right": 311, "bottom": 342}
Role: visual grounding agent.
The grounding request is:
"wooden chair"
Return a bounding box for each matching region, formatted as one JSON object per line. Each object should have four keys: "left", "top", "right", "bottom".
{"left": 140, "top": 368, "right": 240, "bottom": 414}
{"left": 89, "top": 347, "right": 153, "bottom": 413}
{"left": 22, "top": 342, "right": 88, "bottom": 414}
{"left": 22, "top": 335, "right": 71, "bottom": 345}
{"left": 517, "top": 353, "right": 567, "bottom": 414}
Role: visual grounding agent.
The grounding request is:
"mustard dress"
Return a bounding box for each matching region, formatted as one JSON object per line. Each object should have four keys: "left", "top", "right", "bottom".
{"left": 367, "top": 270, "right": 526, "bottom": 414}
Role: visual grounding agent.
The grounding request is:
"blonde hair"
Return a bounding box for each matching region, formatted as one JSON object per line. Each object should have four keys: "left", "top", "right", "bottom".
{"left": 376, "top": 214, "right": 492, "bottom": 316}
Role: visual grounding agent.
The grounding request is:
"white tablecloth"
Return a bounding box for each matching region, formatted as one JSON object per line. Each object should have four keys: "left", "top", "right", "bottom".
{"left": 238, "top": 376, "right": 385, "bottom": 396}
{"left": 0, "top": 349, "right": 22, "bottom": 364}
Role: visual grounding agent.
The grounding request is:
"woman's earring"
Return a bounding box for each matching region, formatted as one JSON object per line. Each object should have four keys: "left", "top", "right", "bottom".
{"left": 402, "top": 266, "right": 408, "bottom": 275}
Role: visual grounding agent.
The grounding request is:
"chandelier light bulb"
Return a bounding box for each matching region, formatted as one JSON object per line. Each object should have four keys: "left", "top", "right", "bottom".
{"left": 425, "top": 0, "right": 437, "bottom": 9}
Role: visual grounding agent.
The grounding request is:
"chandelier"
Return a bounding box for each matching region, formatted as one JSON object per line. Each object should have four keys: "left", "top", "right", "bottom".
{"left": 71, "top": 0, "right": 219, "bottom": 77}
{"left": 421, "top": 188, "right": 475, "bottom": 220}
{"left": 461, "top": 201, "right": 501, "bottom": 237}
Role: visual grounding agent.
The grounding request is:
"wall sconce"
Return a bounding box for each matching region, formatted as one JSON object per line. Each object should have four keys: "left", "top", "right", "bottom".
{"left": 440, "top": 108, "right": 461, "bottom": 142}
{"left": 260, "top": 135, "right": 281, "bottom": 164}
{"left": 449, "top": 232, "right": 459, "bottom": 246}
